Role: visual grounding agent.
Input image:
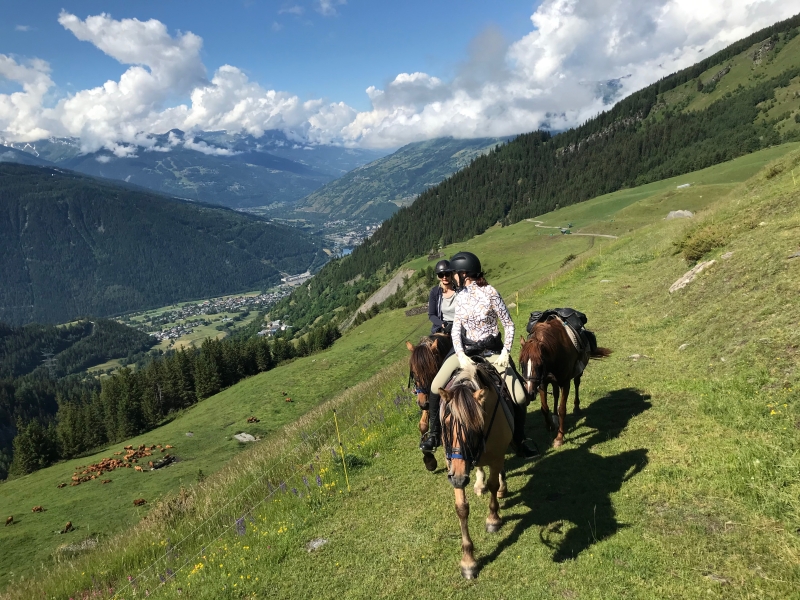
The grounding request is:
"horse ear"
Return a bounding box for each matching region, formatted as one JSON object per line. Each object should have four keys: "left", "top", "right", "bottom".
{"left": 519, "top": 335, "right": 527, "bottom": 346}
{"left": 439, "top": 388, "right": 450, "bottom": 402}
{"left": 472, "top": 388, "right": 486, "bottom": 407}
{"left": 431, "top": 339, "right": 439, "bottom": 351}
{"left": 406, "top": 341, "right": 414, "bottom": 352}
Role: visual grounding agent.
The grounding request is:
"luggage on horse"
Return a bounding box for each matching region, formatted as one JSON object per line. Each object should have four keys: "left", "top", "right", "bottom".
{"left": 526, "top": 307, "right": 597, "bottom": 353}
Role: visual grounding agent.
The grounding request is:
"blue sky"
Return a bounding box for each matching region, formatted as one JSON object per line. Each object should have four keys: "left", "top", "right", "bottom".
{"left": 0, "top": 1, "right": 796, "bottom": 150}
{"left": 2, "top": 1, "right": 538, "bottom": 111}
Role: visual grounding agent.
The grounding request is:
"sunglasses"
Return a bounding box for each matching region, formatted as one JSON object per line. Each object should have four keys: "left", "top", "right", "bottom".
{"left": 437, "top": 272, "right": 454, "bottom": 279}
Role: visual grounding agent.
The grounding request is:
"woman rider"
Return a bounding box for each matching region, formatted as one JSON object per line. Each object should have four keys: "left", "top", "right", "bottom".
{"left": 428, "top": 260, "right": 457, "bottom": 335}
{"left": 419, "top": 251, "right": 538, "bottom": 459}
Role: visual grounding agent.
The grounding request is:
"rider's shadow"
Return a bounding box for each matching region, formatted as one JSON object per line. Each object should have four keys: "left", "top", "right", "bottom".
{"left": 485, "top": 388, "right": 651, "bottom": 565}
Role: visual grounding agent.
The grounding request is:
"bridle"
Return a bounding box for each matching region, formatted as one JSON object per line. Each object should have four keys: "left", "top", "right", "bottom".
{"left": 408, "top": 370, "right": 430, "bottom": 408}
{"left": 520, "top": 345, "right": 548, "bottom": 394}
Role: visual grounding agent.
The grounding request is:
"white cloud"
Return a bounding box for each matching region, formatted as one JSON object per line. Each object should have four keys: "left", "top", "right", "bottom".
{"left": 272, "top": 21, "right": 283, "bottom": 32}
{"left": 95, "top": 154, "right": 112, "bottom": 163}
{"left": 183, "top": 136, "right": 240, "bottom": 156}
{"left": 0, "top": 3, "right": 797, "bottom": 152}
{"left": 278, "top": 5, "right": 304, "bottom": 16}
{"left": 15, "top": 25, "right": 31, "bottom": 32}
{"left": 316, "top": 0, "right": 346, "bottom": 17}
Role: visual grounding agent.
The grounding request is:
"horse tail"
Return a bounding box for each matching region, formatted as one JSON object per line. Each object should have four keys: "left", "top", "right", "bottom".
{"left": 589, "top": 347, "right": 612, "bottom": 359}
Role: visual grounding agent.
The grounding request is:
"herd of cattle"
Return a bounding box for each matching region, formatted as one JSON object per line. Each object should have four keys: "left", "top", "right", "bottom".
{"left": 65, "top": 443, "right": 174, "bottom": 486}
{"left": 4, "top": 443, "right": 173, "bottom": 533}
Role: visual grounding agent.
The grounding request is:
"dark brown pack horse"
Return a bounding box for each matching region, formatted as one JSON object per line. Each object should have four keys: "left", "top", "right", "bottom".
{"left": 519, "top": 320, "right": 611, "bottom": 447}
{"left": 438, "top": 361, "right": 512, "bottom": 579}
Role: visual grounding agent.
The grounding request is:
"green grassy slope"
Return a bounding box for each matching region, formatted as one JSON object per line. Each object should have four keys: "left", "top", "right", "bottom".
{"left": 143, "top": 144, "right": 799, "bottom": 600}
{"left": 2, "top": 143, "right": 798, "bottom": 599}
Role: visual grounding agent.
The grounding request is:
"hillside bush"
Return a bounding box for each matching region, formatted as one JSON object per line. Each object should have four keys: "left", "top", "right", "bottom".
{"left": 673, "top": 223, "right": 731, "bottom": 263}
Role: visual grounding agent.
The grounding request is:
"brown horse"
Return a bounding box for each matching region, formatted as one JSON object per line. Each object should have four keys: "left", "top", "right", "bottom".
{"left": 519, "top": 320, "right": 611, "bottom": 447}
{"left": 438, "top": 361, "right": 512, "bottom": 579}
{"left": 407, "top": 333, "right": 453, "bottom": 471}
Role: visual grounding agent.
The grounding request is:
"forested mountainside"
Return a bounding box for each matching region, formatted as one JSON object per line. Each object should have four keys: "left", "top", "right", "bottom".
{"left": 0, "top": 146, "right": 54, "bottom": 167}
{"left": 0, "top": 319, "right": 154, "bottom": 479}
{"left": 296, "top": 136, "right": 506, "bottom": 221}
{"left": 3, "top": 130, "right": 385, "bottom": 210}
{"left": 0, "top": 164, "right": 326, "bottom": 325}
{"left": 271, "top": 14, "right": 800, "bottom": 332}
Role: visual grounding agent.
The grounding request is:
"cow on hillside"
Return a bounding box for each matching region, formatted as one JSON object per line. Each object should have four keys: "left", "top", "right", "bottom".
{"left": 133, "top": 498, "right": 147, "bottom": 506}
{"left": 31, "top": 506, "right": 43, "bottom": 513}
{"left": 5, "top": 516, "right": 12, "bottom": 526}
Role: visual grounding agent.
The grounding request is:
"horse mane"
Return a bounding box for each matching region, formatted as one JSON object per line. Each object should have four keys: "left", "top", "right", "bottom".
{"left": 447, "top": 364, "right": 486, "bottom": 433}
{"left": 410, "top": 334, "right": 450, "bottom": 386}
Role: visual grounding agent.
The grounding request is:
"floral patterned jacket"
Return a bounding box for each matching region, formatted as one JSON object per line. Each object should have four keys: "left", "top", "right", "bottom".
{"left": 452, "top": 282, "right": 515, "bottom": 355}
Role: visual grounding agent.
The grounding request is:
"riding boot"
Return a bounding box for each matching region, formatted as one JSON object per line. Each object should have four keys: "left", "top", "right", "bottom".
{"left": 419, "top": 392, "right": 441, "bottom": 453}
{"left": 511, "top": 403, "right": 539, "bottom": 459}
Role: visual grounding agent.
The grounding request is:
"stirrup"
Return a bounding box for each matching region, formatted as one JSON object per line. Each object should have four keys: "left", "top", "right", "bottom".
{"left": 419, "top": 432, "right": 440, "bottom": 453}
{"left": 514, "top": 439, "right": 539, "bottom": 460}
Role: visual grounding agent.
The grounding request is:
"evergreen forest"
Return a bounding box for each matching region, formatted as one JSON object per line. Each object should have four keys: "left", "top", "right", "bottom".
{"left": 0, "top": 165, "right": 326, "bottom": 325}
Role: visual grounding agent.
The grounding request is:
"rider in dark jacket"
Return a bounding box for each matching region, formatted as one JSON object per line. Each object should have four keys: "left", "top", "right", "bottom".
{"left": 428, "top": 260, "right": 457, "bottom": 335}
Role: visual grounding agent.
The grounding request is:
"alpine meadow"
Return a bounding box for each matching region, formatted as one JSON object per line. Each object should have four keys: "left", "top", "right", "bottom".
{"left": 0, "top": 6, "right": 799, "bottom": 600}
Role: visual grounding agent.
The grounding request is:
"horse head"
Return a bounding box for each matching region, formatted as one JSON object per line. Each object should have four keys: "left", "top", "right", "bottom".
{"left": 519, "top": 334, "right": 547, "bottom": 396}
{"left": 406, "top": 334, "right": 451, "bottom": 408}
{"left": 438, "top": 365, "right": 490, "bottom": 489}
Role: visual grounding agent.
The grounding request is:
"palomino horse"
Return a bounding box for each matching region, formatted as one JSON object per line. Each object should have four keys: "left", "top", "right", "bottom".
{"left": 407, "top": 334, "right": 507, "bottom": 496}
{"left": 438, "top": 360, "right": 512, "bottom": 579}
{"left": 519, "top": 320, "right": 611, "bottom": 447}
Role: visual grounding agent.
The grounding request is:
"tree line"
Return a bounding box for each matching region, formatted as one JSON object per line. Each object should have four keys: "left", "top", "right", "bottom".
{"left": 6, "top": 322, "right": 341, "bottom": 478}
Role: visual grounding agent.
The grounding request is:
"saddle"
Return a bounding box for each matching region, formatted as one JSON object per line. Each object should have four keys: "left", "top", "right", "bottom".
{"left": 526, "top": 307, "right": 597, "bottom": 353}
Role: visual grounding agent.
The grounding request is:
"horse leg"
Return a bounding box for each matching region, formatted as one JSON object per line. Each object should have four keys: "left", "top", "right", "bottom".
{"left": 553, "top": 380, "right": 571, "bottom": 448}
{"left": 454, "top": 487, "right": 477, "bottom": 579}
{"left": 573, "top": 375, "right": 582, "bottom": 415}
{"left": 485, "top": 462, "right": 503, "bottom": 534}
{"left": 497, "top": 470, "right": 507, "bottom": 499}
{"left": 473, "top": 467, "right": 487, "bottom": 496}
{"left": 419, "top": 409, "right": 429, "bottom": 436}
{"left": 539, "top": 385, "right": 553, "bottom": 432}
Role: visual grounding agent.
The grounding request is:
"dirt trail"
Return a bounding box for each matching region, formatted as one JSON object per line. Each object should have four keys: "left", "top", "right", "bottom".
{"left": 525, "top": 219, "right": 619, "bottom": 239}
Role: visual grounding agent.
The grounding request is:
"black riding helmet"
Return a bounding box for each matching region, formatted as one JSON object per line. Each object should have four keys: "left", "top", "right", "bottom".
{"left": 449, "top": 251, "right": 481, "bottom": 276}
{"left": 434, "top": 259, "right": 453, "bottom": 275}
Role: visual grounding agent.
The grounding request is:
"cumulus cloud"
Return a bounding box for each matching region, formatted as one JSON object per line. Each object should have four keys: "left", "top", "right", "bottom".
{"left": 316, "top": 0, "right": 346, "bottom": 17}
{"left": 0, "top": 2, "right": 797, "bottom": 152}
{"left": 279, "top": 5, "right": 305, "bottom": 16}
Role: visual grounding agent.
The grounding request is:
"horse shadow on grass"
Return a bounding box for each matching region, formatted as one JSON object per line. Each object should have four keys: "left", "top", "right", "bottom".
{"left": 483, "top": 387, "right": 651, "bottom": 567}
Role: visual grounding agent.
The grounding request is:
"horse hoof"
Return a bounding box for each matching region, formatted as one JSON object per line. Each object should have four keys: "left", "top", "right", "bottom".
{"left": 553, "top": 438, "right": 564, "bottom": 448}
{"left": 496, "top": 490, "right": 506, "bottom": 499}
{"left": 461, "top": 567, "right": 477, "bottom": 580}
{"left": 486, "top": 522, "right": 501, "bottom": 533}
{"left": 474, "top": 487, "right": 485, "bottom": 496}
{"left": 422, "top": 453, "right": 437, "bottom": 472}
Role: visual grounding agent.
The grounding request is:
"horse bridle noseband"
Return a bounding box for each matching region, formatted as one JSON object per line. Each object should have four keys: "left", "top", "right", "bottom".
{"left": 408, "top": 370, "right": 430, "bottom": 408}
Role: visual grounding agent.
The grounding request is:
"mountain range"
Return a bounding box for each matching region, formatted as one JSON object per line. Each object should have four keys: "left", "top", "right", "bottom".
{"left": 2, "top": 130, "right": 386, "bottom": 209}
{"left": 294, "top": 136, "right": 507, "bottom": 221}
{"left": 0, "top": 163, "right": 327, "bottom": 325}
